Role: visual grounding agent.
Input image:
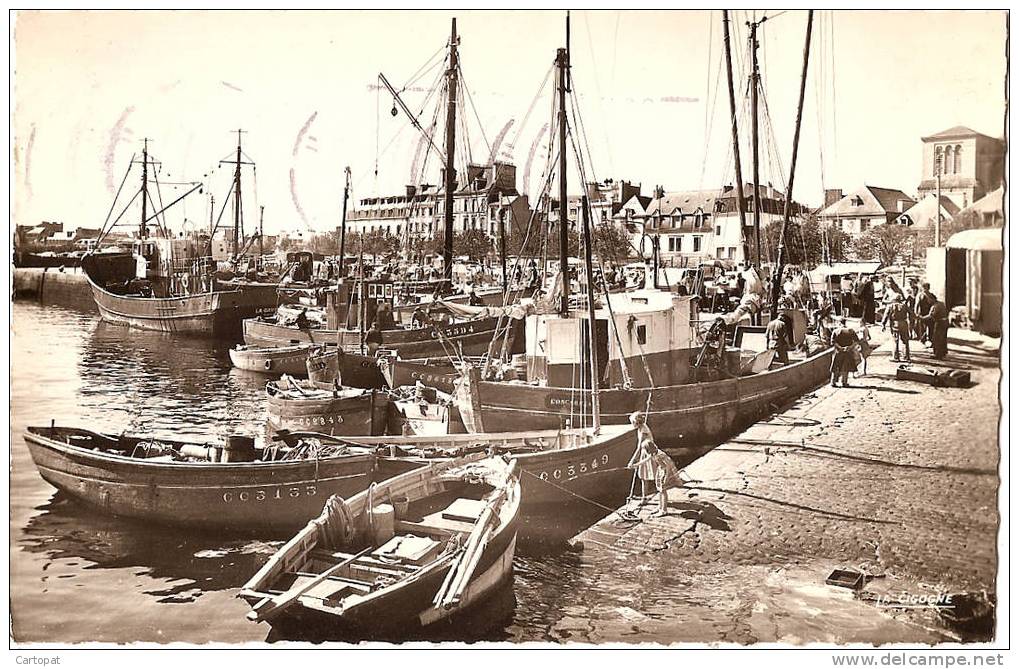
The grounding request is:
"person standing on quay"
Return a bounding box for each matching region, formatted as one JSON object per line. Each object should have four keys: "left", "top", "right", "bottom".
{"left": 882, "top": 293, "right": 912, "bottom": 362}
{"left": 915, "top": 282, "right": 934, "bottom": 344}
{"left": 830, "top": 317, "right": 859, "bottom": 387}
{"left": 920, "top": 294, "right": 950, "bottom": 359}
{"left": 856, "top": 275, "right": 876, "bottom": 324}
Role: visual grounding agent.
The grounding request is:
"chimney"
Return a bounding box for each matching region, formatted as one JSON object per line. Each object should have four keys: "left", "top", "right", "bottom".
{"left": 824, "top": 188, "right": 844, "bottom": 208}
{"left": 440, "top": 167, "right": 457, "bottom": 188}
{"left": 405, "top": 185, "right": 417, "bottom": 198}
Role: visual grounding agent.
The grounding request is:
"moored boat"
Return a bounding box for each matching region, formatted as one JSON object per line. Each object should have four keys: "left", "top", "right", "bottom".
{"left": 21, "top": 425, "right": 379, "bottom": 533}
{"left": 239, "top": 454, "right": 520, "bottom": 633}
{"left": 243, "top": 311, "right": 508, "bottom": 358}
{"left": 297, "top": 424, "right": 637, "bottom": 512}
{"left": 230, "top": 343, "right": 319, "bottom": 375}
{"left": 81, "top": 139, "right": 278, "bottom": 338}
{"left": 265, "top": 379, "right": 388, "bottom": 437}
{"left": 461, "top": 346, "right": 834, "bottom": 448}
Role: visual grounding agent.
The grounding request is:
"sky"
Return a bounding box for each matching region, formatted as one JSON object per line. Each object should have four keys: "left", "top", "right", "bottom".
{"left": 11, "top": 9, "right": 1008, "bottom": 236}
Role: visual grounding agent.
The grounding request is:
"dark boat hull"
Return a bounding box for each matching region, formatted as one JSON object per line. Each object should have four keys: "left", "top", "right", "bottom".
{"left": 385, "top": 358, "right": 459, "bottom": 393}
{"left": 265, "top": 388, "right": 388, "bottom": 436}
{"left": 22, "top": 431, "right": 377, "bottom": 533}
{"left": 510, "top": 428, "right": 638, "bottom": 510}
{"left": 471, "top": 348, "right": 836, "bottom": 448}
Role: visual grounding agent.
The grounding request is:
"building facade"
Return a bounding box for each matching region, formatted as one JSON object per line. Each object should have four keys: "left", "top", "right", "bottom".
{"left": 626, "top": 183, "right": 810, "bottom": 267}
{"left": 347, "top": 162, "right": 527, "bottom": 243}
{"left": 819, "top": 186, "right": 916, "bottom": 236}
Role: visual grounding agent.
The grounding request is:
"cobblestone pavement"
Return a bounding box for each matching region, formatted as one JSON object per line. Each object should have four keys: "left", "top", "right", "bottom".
{"left": 567, "top": 328, "right": 1001, "bottom": 644}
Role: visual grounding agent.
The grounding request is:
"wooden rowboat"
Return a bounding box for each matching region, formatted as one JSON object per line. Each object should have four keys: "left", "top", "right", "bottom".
{"left": 239, "top": 455, "right": 520, "bottom": 634}
{"left": 265, "top": 381, "right": 388, "bottom": 437}
{"left": 21, "top": 426, "right": 379, "bottom": 533}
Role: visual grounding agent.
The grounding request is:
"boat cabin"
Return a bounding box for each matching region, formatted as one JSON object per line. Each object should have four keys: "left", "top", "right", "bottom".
{"left": 522, "top": 289, "right": 699, "bottom": 388}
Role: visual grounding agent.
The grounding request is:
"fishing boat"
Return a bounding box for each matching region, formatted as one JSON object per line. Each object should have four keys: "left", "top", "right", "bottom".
{"left": 82, "top": 138, "right": 278, "bottom": 338}
{"left": 21, "top": 425, "right": 378, "bottom": 533}
{"left": 265, "top": 379, "right": 389, "bottom": 437}
{"left": 230, "top": 343, "right": 320, "bottom": 375}
{"left": 380, "top": 356, "right": 462, "bottom": 394}
{"left": 448, "top": 18, "right": 833, "bottom": 450}
{"left": 242, "top": 297, "right": 510, "bottom": 359}
{"left": 290, "top": 424, "right": 637, "bottom": 512}
{"left": 238, "top": 453, "right": 520, "bottom": 633}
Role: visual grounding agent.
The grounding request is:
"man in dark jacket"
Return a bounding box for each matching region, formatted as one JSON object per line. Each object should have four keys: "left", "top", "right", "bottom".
{"left": 830, "top": 318, "right": 859, "bottom": 387}
{"left": 856, "top": 276, "right": 876, "bottom": 324}
{"left": 914, "top": 282, "right": 934, "bottom": 343}
{"left": 766, "top": 313, "right": 794, "bottom": 364}
{"left": 920, "top": 295, "right": 950, "bottom": 359}
{"left": 364, "top": 322, "right": 384, "bottom": 355}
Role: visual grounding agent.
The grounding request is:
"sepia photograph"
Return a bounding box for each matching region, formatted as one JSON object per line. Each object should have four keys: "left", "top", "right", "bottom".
{"left": 7, "top": 6, "right": 1009, "bottom": 657}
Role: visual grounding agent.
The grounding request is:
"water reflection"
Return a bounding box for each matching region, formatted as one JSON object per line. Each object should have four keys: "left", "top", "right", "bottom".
{"left": 21, "top": 492, "right": 279, "bottom": 602}
{"left": 78, "top": 321, "right": 267, "bottom": 440}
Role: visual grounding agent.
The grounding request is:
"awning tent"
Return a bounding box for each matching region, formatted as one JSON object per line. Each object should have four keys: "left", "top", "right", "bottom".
{"left": 946, "top": 227, "right": 1003, "bottom": 251}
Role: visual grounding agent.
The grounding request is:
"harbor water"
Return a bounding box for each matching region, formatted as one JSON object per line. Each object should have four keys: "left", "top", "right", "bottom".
{"left": 10, "top": 301, "right": 726, "bottom": 644}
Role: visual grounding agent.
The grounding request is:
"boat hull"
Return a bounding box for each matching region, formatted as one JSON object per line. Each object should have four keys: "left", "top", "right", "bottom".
{"left": 230, "top": 345, "right": 318, "bottom": 375}
{"left": 471, "top": 348, "right": 836, "bottom": 448}
{"left": 242, "top": 316, "right": 505, "bottom": 358}
{"left": 511, "top": 428, "right": 638, "bottom": 510}
{"left": 385, "top": 358, "right": 460, "bottom": 393}
{"left": 87, "top": 280, "right": 276, "bottom": 339}
{"left": 265, "top": 388, "right": 388, "bottom": 437}
{"left": 22, "top": 432, "right": 377, "bottom": 533}
{"left": 371, "top": 425, "right": 639, "bottom": 513}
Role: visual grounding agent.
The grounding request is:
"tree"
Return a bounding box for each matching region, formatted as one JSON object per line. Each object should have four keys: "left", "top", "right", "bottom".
{"left": 762, "top": 214, "right": 848, "bottom": 268}
{"left": 454, "top": 229, "right": 494, "bottom": 262}
{"left": 310, "top": 232, "right": 339, "bottom": 256}
{"left": 357, "top": 230, "right": 401, "bottom": 260}
{"left": 592, "top": 222, "right": 634, "bottom": 263}
{"left": 915, "top": 208, "right": 998, "bottom": 250}
{"left": 853, "top": 223, "right": 917, "bottom": 266}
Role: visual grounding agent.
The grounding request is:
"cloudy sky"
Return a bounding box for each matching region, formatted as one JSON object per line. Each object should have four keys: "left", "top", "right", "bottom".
{"left": 12, "top": 9, "right": 1007, "bottom": 235}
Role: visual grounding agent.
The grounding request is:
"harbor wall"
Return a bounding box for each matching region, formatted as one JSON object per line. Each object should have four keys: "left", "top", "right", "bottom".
{"left": 13, "top": 267, "right": 95, "bottom": 309}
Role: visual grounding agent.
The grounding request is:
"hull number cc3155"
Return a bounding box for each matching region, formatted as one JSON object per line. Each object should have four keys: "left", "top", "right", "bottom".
{"left": 222, "top": 485, "right": 317, "bottom": 503}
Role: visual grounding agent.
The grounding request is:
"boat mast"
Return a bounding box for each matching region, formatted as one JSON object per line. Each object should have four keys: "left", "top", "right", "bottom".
{"left": 140, "top": 138, "right": 149, "bottom": 239}
{"left": 339, "top": 166, "right": 351, "bottom": 277}
{"left": 442, "top": 18, "right": 459, "bottom": 287}
{"left": 749, "top": 18, "right": 764, "bottom": 268}
{"left": 771, "top": 11, "right": 814, "bottom": 310}
{"left": 233, "top": 130, "right": 243, "bottom": 260}
{"left": 580, "top": 195, "right": 601, "bottom": 430}
{"left": 498, "top": 207, "right": 508, "bottom": 294}
{"left": 259, "top": 205, "right": 265, "bottom": 260}
{"left": 723, "top": 11, "right": 751, "bottom": 266}
{"left": 556, "top": 25, "right": 571, "bottom": 317}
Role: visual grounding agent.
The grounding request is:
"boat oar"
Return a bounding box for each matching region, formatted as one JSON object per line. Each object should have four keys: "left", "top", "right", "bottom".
{"left": 434, "top": 488, "right": 507, "bottom": 609}
{"left": 246, "top": 545, "right": 373, "bottom": 624}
